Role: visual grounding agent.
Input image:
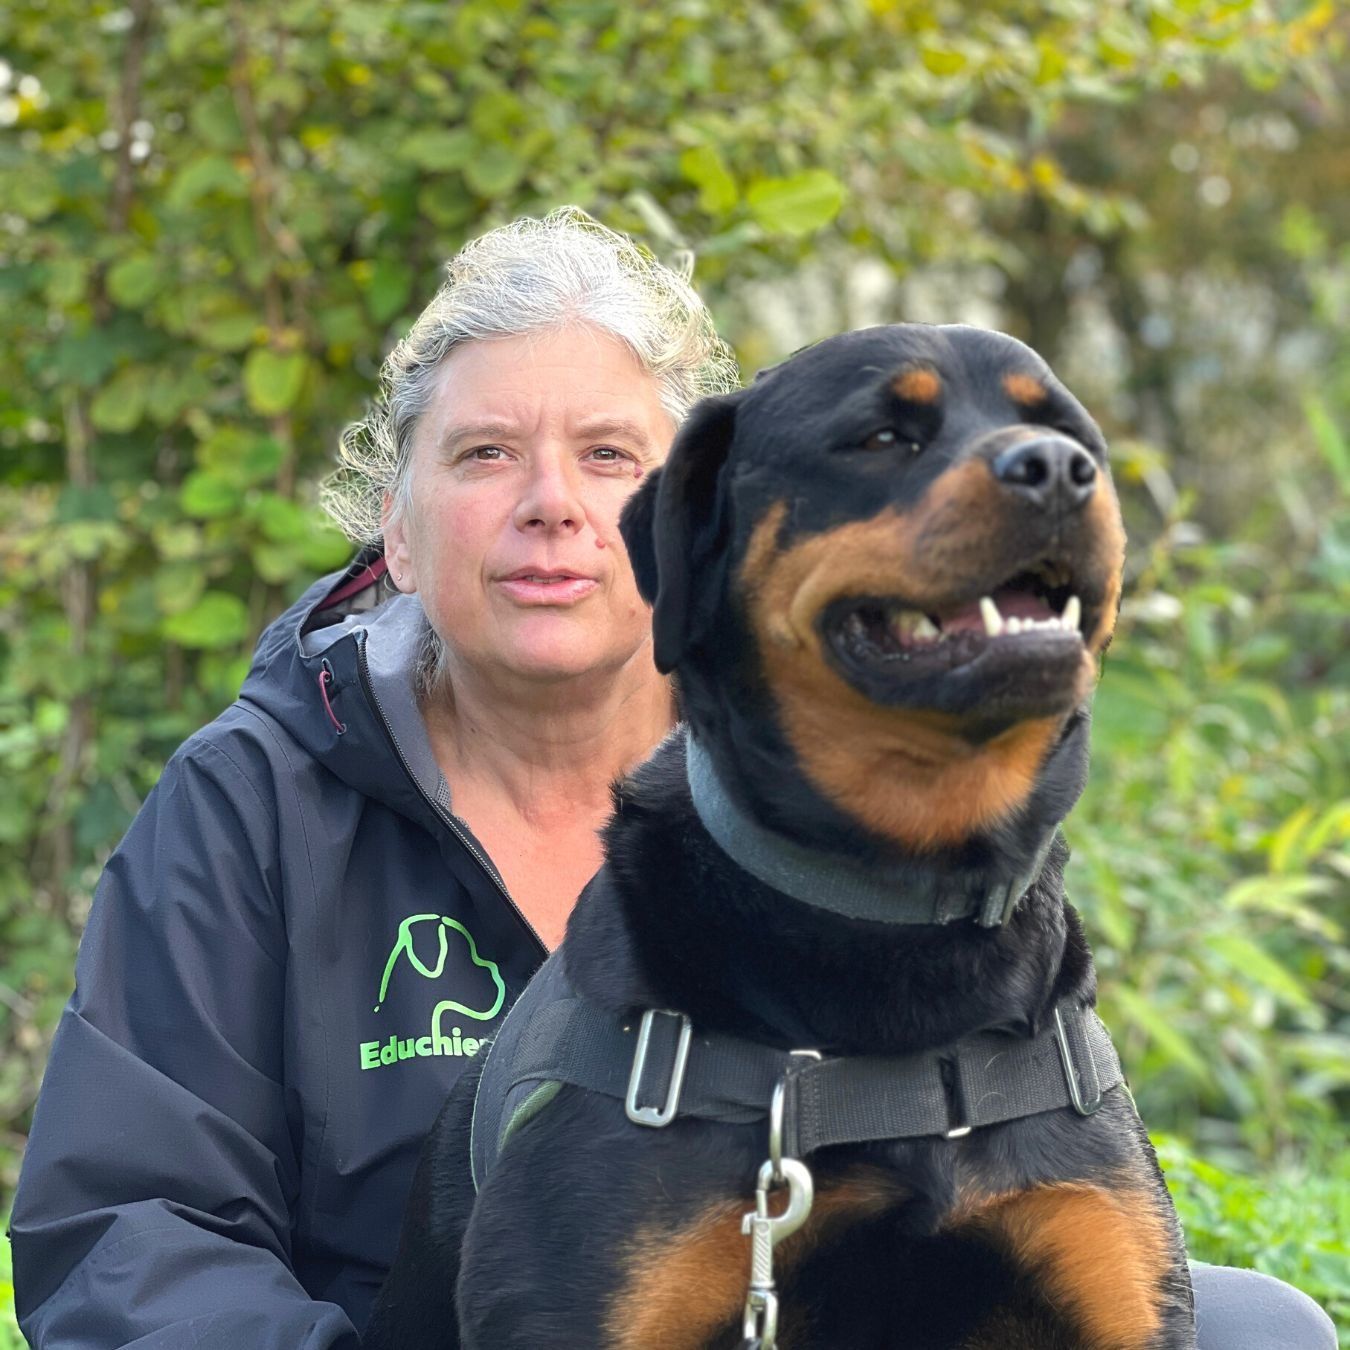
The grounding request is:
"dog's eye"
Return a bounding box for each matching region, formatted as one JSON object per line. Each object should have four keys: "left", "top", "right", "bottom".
{"left": 862, "top": 428, "right": 921, "bottom": 454}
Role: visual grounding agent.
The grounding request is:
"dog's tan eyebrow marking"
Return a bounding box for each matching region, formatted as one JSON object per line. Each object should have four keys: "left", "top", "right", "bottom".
{"left": 892, "top": 367, "right": 942, "bottom": 404}
{"left": 1003, "top": 373, "right": 1048, "bottom": 406}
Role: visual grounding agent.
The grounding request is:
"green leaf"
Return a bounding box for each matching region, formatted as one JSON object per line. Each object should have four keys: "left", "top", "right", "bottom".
{"left": 463, "top": 145, "right": 526, "bottom": 197}
{"left": 89, "top": 366, "right": 152, "bottom": 433}
{"left": 168, "top": 154, "right": 247, "bottom": 210}
{"left": 7, "top": 167, "right": 59, "bottom": 220}
{"left": 162, "top": 590, "right": 250, "bottom": 649}
{"left": 55, "top": 484, "right": 119, "bottom": 523}
{"left": 250, "top": 492, "right": 309, "bottom": 542}
{"left": 679, "top": 145, "right": 738, "bottom": 214}
{"left": 45, "top": 258, "right": 90, "bottom": 307}
{"left": 366, "top": 259, "right": 414, "bottom": 324}
{"left": 107, "top": 254, "right": 164, "bottom": 309}
{"left": 1109, "top": 985, "right": 1212, "bottom": 1082}
{"left": 243, "top": 349, "right": 309, "bottom": 416}
{"left": 298, "top": 521, "right": 356, "bottom": 571}
{"left": 250, "top": 539, "right": 300, "bottom": 584}
{"left": 920, "top": 41, "right": 969, "bottom": 76}
{"left": 1304, "top": 394, "right": 1349, "bottom": 491}
{"left": 198, "top": 426, "right": 285, "bottom": 487}
{"left": 317, "top": 303, "right": 368, "bottom": 347}
{"left": 189, "top": 85, "right": 244, "bottom": 150}
{"left": 197, "top": 311, "right": 261, "bottom": 352}
{"left": 746, "top": 170, "right": 846, "bottom": 238}
{"left": 469, "top": 87, "right": 527, "bottom": 139}
{"left": 146, "top": 367, "right": 213, "bottom": 426}
{"left": 397, "top": 128, "right": 476, "bottom": 171}
{"left": 180, "top": 470, "right": 243, "bottom": 519}
{"left": 153, "top": 562, "right": 207, "bottom": 615}
{"left": 1206, "top": 933, "right": 1318, "bottom": 1015}
{"left": 418, "top": 180, "right": 476, "bottom": 227}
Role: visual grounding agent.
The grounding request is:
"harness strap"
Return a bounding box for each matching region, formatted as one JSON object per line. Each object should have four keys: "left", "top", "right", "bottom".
{"left": 499, "top": 995, "right": 1123, "bottom": 1157}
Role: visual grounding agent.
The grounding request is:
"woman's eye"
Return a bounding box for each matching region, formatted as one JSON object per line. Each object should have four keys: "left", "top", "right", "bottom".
{"left": 469, "top": 445, "right": 506, "bottom": 461}
{"left": 589, "top": 446, "right": 628, "bottom": 463}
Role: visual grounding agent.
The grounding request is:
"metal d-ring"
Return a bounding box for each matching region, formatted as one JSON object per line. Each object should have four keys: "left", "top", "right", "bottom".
{"left": 768, "top": 1048, "right": 822, "bottom": 1180}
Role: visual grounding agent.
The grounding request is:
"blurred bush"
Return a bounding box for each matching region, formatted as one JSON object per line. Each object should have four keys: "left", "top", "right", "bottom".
{"left": 1159, "top": 1135, "right": 1350, "bottom": 1345}
{"left": 0, "top": 0, "right": 1345, "bottom": 1335}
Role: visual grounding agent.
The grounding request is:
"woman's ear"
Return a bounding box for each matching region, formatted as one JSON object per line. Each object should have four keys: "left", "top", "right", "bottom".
{"left": 381, "top": 493, "right": 417, "bottom": 593}
{"left": 619, "top": 390, "right": 741, "bottom": 674}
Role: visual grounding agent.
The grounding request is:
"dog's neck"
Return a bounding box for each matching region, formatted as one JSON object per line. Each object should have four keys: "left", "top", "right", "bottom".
{"left": 685, "top": 732, "right": 1056, "bottom": 929}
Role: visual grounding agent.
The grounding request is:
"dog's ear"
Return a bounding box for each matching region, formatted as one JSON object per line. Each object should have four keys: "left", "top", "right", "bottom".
{"left": 620, "top": 390, "right": 742, "bottom": 673}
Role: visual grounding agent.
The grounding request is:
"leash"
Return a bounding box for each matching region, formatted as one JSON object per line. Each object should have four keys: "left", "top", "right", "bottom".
{"left": 487, "top": 990, "right": 1122, "bottom": 1348}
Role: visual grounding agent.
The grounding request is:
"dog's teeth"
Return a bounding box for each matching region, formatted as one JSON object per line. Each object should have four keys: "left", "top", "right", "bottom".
{"left": 845, "top": 612, "right": 869, "bottom": 641}
{"left": 887, "top": 608, "right": 917, "bottom": 640}
{"left": 979, "top": 596, "right": 1003, "bottom": 637}
{"left": 1063, "top": 595, "right": 1082, "bottom": 632}
{"left": 1006, "top": 617, "right": 1023, "bottom": 635}
{"left": 913, "top": 615, "right": 940, "bottom": 641}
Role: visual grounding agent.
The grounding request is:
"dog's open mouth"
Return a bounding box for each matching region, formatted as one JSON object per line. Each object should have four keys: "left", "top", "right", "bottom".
{"left": 827, "top": 562, "right": 1087, "bottom": 664}
{"left": 819, "top": 560, "right": 1099, "bottom": 719}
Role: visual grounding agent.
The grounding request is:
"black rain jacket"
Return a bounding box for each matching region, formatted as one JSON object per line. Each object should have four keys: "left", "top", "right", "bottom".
{"left": 10, "top": 558, "right": 547, "bottom": 1347}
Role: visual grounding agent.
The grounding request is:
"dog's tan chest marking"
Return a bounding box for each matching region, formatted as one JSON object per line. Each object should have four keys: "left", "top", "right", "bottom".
{"left": 604, "top": 1172, "right": 903, "bottom": 1350}
{"left": 950, "top": 1181, "right": 1171, "bottom": 1349}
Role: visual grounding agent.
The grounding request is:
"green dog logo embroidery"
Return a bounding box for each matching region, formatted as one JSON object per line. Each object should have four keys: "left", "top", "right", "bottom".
{"left": 359, "top": 914, "right": 506, "bottom": 1072}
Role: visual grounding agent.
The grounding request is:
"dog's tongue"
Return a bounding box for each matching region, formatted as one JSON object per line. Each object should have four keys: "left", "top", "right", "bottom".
{"left": 939, "top": 586, "right": 1055, "bottom": 635}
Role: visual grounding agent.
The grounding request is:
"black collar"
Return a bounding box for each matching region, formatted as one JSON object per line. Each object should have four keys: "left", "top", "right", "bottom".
{"left": 684, "top": 733, "right": 1054, "bottom": 928}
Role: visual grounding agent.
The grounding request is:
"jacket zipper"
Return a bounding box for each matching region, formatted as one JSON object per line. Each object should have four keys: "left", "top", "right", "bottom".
{"left": 354, "top": 632, "right": 548, "bottom": 957}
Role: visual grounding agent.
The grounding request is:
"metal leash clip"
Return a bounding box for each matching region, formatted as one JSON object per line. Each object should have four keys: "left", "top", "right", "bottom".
{"left": 741, "top": 1052, "right": 819, "bottom": 1349}
{"left": 740, "top": 1157, "right": 813, "bottom": 1349}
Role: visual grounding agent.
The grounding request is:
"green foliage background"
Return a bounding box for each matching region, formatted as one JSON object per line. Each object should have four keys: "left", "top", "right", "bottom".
{"left": 1, "top": 0, "right": 1346, "bottom": 1340}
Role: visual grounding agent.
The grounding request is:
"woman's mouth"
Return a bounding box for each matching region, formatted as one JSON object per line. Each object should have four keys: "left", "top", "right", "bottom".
{"left": 498, "top": 570, "right": 599, "bottom": 605}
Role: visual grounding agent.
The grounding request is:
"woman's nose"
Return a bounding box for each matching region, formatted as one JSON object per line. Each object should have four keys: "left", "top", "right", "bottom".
{"left": 512, "top": 451, "right": 586, "bottom": 534}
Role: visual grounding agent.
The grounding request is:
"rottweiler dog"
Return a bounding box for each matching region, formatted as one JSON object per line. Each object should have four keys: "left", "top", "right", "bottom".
{"left": 367, "top": 324, "right": 1195, "bottom": 1349}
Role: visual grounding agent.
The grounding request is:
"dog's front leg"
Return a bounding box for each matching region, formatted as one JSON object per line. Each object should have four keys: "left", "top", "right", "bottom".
{"left": 951, "top": 1178, "right": 1196, "bottom": 1350}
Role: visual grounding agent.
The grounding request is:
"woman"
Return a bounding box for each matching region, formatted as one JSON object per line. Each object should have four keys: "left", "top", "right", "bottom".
{"left": 12, "top": 209, "right": 1334, "bottom": 1349}
{"left": 11, "top": 208, "right": 736, "bottom": 1348}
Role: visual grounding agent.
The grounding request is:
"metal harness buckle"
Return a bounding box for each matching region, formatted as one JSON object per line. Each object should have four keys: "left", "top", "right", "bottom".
{"left": 1053, "top": 1006, "right": 1103, "bottom": 1116}
{"left": 624, "top": 1008, "right": 693, "bottom": 1127}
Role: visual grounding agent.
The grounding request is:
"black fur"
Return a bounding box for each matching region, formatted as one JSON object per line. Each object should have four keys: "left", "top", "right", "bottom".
{"left": 367, "top": 324, "right": 1194, "bottom": 1349}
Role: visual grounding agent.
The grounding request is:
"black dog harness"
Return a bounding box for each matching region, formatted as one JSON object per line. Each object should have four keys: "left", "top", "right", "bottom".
{"left": 470, "top": 953, "right": 1125, "bottom": 1347}
{"left": 471, "top": 952, "right": 1123, "bottom": 1186}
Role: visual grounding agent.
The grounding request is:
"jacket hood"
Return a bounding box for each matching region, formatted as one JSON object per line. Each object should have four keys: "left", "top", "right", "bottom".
{"left": 239, "top": 549, "right": 452, "bottom": 834}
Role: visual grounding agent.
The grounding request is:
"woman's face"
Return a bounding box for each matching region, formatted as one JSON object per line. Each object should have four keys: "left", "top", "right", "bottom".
{"left": 383, "top": 326, "right": 677, "bottom": 689}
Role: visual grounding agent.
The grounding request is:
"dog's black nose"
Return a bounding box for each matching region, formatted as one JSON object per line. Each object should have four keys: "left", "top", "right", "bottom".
{"left": 992, "top": 436, "right": 1097, "bottom": 511}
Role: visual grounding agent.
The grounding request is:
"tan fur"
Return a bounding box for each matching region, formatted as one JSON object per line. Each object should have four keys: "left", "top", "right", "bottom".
{"left": 1082, "top": 489, "right": 1127, "bottom": 652}
{"left": 893, "top": 367, "right": 943, "bottom": 404}
{"left": 605, "top": 1173, "right": 903, "bottom": 1350}
{"left": 954, "top": 1183, "right": 1171, "bottom": 1349}
{"left": 739, "top": 465, "right": 1123, "bottom": 849}
{"left": 1003, "top": 373, "right": 1048, "bottom": 406}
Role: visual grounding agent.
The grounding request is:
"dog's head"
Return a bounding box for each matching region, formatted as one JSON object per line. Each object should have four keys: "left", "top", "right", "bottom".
{"left": 622, "top": 324, "right": 1125, "bottom": 857}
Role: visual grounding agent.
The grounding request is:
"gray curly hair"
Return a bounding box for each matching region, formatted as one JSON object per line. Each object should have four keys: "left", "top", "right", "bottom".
{"left": 322, "top": 206, "right": 741, "bottom": 543}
